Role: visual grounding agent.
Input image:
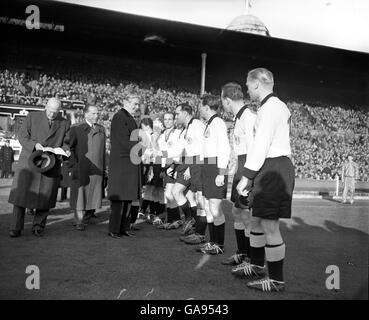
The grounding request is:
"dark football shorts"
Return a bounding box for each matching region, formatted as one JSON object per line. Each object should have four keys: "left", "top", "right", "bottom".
{"left": 175, "top": 156, "right": 203, "bottom": 193}
{"left": 202, "top": 157, "right": 228, "bottom": 200}
{"left": 230, "top": 154, "right": 247, "bottom": 208}
{"left": 249, "top": 156, "right": 295, "bottom": 220}
{"left": 163, "top": 163, "right": 177, "bottom": 186}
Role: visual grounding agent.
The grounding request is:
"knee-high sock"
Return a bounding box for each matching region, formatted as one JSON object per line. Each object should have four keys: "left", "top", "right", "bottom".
{"left": 213, "top": 215, "right": 225, "bottom": 247}
{"left": 180, "top": 200, "right": 192, "bottom": 220}
{"left": 195, "top": 215, "right": 207, "bottom": 235}
{"left": 190, "top": 206, "right": 197, "bottom": 219}
{"left": 141, "top": 200, "right": 150, "bottom": 215}
{"left": 149, "top": 201, "right": 156, "bottom": 215}
{"left": 250, "top": 231, "right": 266, "bottom": 267}
{"left": 154, "top": 202, "right": 165, "bottom": 216}
{"left": 207, "top": 222, "right": 216, "bottom": 243}
{"left": 171, "top": 206, "right": 181, "bottom": 221}
{"left": 265, "top": 243, "right": 285, "bottom": 281}
{"left": 234, "top": 222, "right": 247, "bottom": 254}
{"left": 244, "top": 228, "right": 251, "bottom": 257}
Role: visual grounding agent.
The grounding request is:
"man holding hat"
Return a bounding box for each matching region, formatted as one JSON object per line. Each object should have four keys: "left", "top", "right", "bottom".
{"left": 8, "top": 97, "right": 71, "bottom": 237}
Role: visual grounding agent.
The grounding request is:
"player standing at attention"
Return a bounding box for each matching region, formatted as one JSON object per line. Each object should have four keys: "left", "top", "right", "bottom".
{"left": 236, "top": 68, "right": 295, "bottom": 292}
{"left": 156, "top": 112, "right": 182, "bottom": 226}
{"left": 220, "top": 82, "right": 256, "bottom": 265}
{"left": 198, "top": 94, "right": 230, "bottom": 255}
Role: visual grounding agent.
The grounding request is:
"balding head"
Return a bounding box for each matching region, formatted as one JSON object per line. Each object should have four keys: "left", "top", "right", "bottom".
{"left": 45, "top": 97, "right": 62, "bottom": 120}
{"left": 246, "top": 67, "right": 274, "bottom": 102}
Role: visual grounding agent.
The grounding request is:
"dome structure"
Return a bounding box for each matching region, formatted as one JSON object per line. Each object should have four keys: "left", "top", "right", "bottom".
{"left": 226, "top": 14, "right": 270, "bottom": 37}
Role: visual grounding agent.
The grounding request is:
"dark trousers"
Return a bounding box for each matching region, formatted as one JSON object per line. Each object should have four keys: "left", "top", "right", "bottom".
{"left": 60, "top": 187, "right": 68, "bottom": 201}
{"left": 74, "top": 209, "right": 96, "bottom": 225}
{"left": 10, "top": 205, "right": 49, "bottom": 232}
{"left": 109, "top": 200, "right": 132, "bottom": 234}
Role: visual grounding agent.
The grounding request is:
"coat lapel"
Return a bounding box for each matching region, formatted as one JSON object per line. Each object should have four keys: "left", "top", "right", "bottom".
{"left": 48, "top": 116, "right": 61, "bottom": 138}
{"left": 40, "top": 111, "right": 50, "bottom": 139}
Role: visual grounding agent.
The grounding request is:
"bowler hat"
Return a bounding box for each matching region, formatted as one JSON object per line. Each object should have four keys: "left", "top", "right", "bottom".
{"left": 28, "top": 150, "right": 56, "bottom": 173}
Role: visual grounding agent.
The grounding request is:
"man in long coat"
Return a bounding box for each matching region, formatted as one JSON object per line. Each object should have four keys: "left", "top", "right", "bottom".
{"left": 8, "top": 98, "right": 71, "bottom": 237}
{"left": 69, "top": 105, "right": 106, "bottom": 231}
{"left": 0, "top": 140, "right": 14, "bottom": 178}
{"left": 107, "top": 95, "right": 142, "bottom": 238}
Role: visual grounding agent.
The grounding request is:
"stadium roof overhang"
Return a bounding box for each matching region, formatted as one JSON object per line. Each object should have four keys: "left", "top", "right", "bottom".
{"left": 1, "top": 0, "right": 369, "bottom": 105}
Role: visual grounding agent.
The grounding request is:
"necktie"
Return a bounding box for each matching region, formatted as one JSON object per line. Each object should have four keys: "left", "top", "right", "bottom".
{"left": 49, "top": 120, "right": 53, "bottom": 128}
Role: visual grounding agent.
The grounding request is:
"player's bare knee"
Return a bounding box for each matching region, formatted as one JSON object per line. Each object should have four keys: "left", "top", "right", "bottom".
{"left": 250, "top": 216, "right": 262, "bottom": 231}
{"left": 261, "top": 219, "right": 280, "bottom": 237}
{"left": 231, "top": 206, "right": 243, "bottom": 222}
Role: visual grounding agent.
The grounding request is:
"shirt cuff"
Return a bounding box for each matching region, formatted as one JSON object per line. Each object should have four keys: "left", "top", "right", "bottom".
{"left": 242, "top": 167, "right": 258, "bottom": 180}
{"left": 218, "top": 168, "right": 228, "bottom": 175}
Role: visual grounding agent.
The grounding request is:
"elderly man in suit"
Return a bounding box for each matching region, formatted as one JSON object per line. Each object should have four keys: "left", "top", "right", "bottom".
{"left": 69, "top": 105, "right": 106, "bottom": 231}
{"left": 107, "top": 95, "right": 142, "bottom": 238}
{"left": 8, "top": 97, "right": 71, "bottom": 237}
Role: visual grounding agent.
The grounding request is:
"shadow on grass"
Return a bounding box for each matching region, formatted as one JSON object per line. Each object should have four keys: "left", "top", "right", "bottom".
{"left": 0, "top": 200, "right": 367, "bottom": 300}
{"left": 280, "top": 216, "right": 368, "bottom": 300}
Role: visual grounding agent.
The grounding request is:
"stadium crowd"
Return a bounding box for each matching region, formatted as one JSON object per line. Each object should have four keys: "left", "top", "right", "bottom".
{"left": 0, "top": 68, "right": 368, "bottom": 181}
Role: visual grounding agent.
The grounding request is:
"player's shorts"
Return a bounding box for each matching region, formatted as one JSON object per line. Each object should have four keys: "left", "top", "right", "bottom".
{"left": 163, "top": 163, "right": 177, "bottom": 186}
{"left": 175, "top": 156, "right": 203, "bottom": 192}
{"left": 249, "top": 156, "right": 295, "bottom": 220}
{"left": 230, "top": 154, "right": 247, "bottom": 207}
{"left": 202, "top": 157, "right": 228, "bottom": 200}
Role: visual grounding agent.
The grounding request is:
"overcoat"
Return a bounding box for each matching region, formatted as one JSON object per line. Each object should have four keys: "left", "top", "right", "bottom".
{"left": 107, "top": 108, "right": 141, "bottom": 201}
{"left": 69, "top": 121, "right": 106, "bottom": 210}
{"left": 8, "top": 111, "right": 70, "bottom": 209}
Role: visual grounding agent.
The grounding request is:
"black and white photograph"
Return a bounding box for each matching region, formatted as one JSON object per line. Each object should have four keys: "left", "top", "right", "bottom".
{"left": 0, "top": 0, "right": 368, "bottom": 305}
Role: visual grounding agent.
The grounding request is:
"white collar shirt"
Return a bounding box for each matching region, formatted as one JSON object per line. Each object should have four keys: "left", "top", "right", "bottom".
{"left": 203, "top": 115, "right": 230, "bottom": 170}
{"left": 245, "top": 95, "right": 292, "bottom": 172}
{"left": 233, "top": 107, "right": 257, "bottom": 156}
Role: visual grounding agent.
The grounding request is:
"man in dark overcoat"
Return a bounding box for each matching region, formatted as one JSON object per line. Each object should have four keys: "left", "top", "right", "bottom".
{"left": 8, "top": 98, "right": 71, "bottom": 237}
{"left": 107, "top": 95, "right": 142, "bottom": 238}
{"left": 0, "top": 140, "right": 14, "bottom": 178}
{"left": 69, "top": 105, "right": 106, "bottom": 231}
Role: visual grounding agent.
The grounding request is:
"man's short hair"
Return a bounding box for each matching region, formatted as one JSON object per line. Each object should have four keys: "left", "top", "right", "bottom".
{"left": 124, "top": 93, "right": 141, "bottom": 102}
{"left": 201, "top": 94, "right": 221, "bottom": 111}
{"left": 164, "top": 112, "right": 175, "bottom": 119}
{"left": 247, "top": 68, "right": 274, "bottom": 85}
{"left": 84, "top": 105, "right": 96, "bottom": 113}
{"left": 221, "top": 82, "right": 244, "bottom": 101}
{"left": 141, "top": 117, "right": 153, "bottom": 129}
{"left": 177, "top": 103, "right": 193, "bottom": 115}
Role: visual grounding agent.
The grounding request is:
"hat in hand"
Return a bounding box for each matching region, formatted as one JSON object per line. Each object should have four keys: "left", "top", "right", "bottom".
{"left": 28, "top": 150, "right": 56, "bottom": 173}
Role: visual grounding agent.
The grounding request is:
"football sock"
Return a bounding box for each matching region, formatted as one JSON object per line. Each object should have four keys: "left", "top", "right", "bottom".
{"left": 234, "top": 222, "right": 247, "bottom": 254}
{"left": 207, "top": 222, "right": 216, "bottom": 243}
{"left": 265, "top": 243, "right": 285, "bottom": 282}
{"left": 214, "top": 215, "right": 226, "bottom": 247}
{"left": 171, "top": 206, "right": 181, "bottom": 221}
{"left": 244, "top": 228, "right": 251, "bottom": 257}
{"left": 180, "top": 200, "right": 192, "bottom": 221}
{"left": 140, "top": 199, "right": 150, "bottom": 215}
{"left": 195, "top": 215, "right": 207, "bottom": 236}
{"left": 190, "top": 206, "right": 197, "bottom": 219}
{"left": 250, "top": 231, "right": 266, "bottom": 267}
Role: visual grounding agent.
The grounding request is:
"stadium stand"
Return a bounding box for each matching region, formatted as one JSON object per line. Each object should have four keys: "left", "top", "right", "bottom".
{"left": 0, "top": 65, "right": 368, "bottom": 182}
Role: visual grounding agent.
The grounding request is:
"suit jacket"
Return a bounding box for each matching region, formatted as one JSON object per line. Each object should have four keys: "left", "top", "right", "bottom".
{"left": 107, "top": 108, "right": 142, "bottom": 201}
{"left": 8, "top": 111, "right": 70, "bottom": 209}
{"left": 69, "top": 121, "right": 106, "bottom": 210}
